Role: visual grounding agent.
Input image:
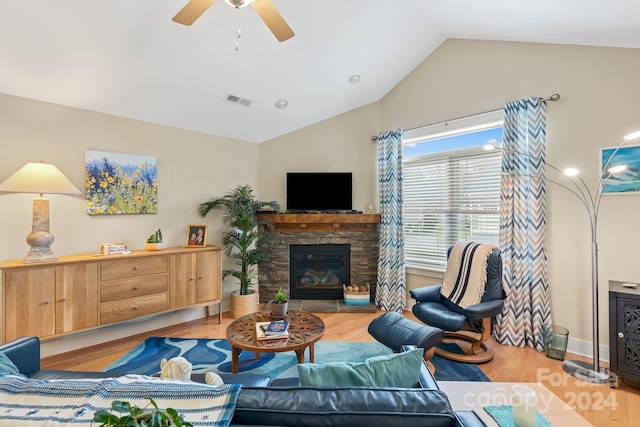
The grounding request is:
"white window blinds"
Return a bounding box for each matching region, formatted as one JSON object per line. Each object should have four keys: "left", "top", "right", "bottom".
{"left": 403, "top": 130, "right": 502, "bottom": 271}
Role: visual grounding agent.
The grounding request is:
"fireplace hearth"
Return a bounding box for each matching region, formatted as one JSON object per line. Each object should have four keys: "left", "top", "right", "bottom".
{"left": 290, "top": 244, "right": 350, "bottom": 299}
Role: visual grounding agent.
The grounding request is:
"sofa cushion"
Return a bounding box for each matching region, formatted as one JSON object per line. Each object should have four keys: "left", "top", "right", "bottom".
{"left": 0, "top": 352, "right": 20, "bottom": 375}
{"left": 232, "top": 386, "right": 458, "bottom": 427}
{"left": 297, "top": 347, "right": 424, "bottom": 387}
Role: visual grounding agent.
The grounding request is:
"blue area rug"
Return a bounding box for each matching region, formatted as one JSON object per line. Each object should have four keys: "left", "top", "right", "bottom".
{"left": 104, "top": 337, "right": 489, "bottom": 382}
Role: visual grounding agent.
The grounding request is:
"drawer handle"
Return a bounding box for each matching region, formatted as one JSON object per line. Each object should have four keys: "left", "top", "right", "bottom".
{"left": 189, "top": 278, "right": 194, "bottom": 282}
{"left": 132, "top": 287, "right": 138, "bottom": 291}
{"left": 618, "top": 332, "right": 625, "bottom": 339}
{"left": 133, "top": 266, "right": 139, "bottom": 271}
{"left": 133, "top": 306, "right": 139, "bottom": 311}
{"left": 60, "top": 298, "right": 66, "bottom": 302}
{"left": 43, "top": 301, "right": 50, "bottom": 305}
{"left": 198, "top": 276, "right": 203, "bottom": 280}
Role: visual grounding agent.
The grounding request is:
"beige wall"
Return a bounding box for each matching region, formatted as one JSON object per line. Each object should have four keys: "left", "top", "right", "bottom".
{"left": 261, "top": 39, "right": 640, "bottom": 358}
{"left": 258, "top": 102, "right": 380, "bottom": 213}
{"left": 0, "top": 93, "right": 260, "bottom": 355}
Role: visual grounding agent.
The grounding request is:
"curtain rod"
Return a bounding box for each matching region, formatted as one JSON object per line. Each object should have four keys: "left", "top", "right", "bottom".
{"left": 371, "top": 93, "right": 560, "bottom": 141}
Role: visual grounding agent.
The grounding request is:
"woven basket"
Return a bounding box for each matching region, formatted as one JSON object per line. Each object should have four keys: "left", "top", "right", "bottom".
{"left": 343, "top": 284, "right": 370, "bottom": 306}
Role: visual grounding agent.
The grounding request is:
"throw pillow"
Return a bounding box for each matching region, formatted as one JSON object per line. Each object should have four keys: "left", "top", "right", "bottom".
{"left": 0, "top": 352, "right": 19, "bottom": 376}
{"left": 297, "top": 348, "right": 424, "bottom": 388}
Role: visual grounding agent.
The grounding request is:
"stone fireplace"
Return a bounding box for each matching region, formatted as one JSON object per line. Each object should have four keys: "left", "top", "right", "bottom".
{"left": 258, "top": 213, "right": 380, "bottom": 302}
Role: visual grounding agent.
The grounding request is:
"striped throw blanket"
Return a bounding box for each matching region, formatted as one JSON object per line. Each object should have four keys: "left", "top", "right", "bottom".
{"left": 441, "top": 242, "right": 496, "bottom": 308}
{"left": 0, "top": 374, "right": 240, "bottom": 426}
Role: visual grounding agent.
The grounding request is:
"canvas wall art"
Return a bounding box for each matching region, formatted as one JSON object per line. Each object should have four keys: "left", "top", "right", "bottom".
{"left": 601, "top": 144, "right": 640, "bottom": 195}
{"left": 85, "top": 150, "right": 158, "bottom": 215}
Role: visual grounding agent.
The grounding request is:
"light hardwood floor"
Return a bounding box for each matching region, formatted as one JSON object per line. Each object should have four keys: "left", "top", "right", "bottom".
{"left": 42, "top": 310, "right": 640, "bottom": 426}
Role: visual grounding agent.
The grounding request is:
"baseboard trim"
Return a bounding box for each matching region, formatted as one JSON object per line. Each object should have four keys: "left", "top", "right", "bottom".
{"left": 566, "top": 337, "right": 609, "bottom": 364}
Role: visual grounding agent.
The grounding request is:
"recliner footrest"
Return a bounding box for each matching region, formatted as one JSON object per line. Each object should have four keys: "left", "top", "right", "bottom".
{"left": 368, "top": 311, "right": 444, "bottom": 356}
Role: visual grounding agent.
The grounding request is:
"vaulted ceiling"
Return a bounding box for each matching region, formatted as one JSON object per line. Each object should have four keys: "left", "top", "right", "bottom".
{"left": 1, "top": 1, "right": 639, "bottom": 143}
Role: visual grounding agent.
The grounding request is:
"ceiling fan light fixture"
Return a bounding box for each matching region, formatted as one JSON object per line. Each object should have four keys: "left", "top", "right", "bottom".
{"left": 274, "top": 99, "right": 288, "bottom": 110}
{"left": 224, "top": 0, "right": 253, "bottom": 8}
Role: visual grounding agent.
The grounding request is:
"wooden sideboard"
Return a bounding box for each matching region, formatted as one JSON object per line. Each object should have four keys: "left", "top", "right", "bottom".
{"left": 0, "top": 246, "right": 222, "bottom": 342}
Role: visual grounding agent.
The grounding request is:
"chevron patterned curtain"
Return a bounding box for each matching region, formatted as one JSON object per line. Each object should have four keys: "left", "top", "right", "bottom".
{"left": 494, "top": 98, "right": 552, "bottom": 351}
{"left": 376, "top": 129, "right": 406, "bottom": 312}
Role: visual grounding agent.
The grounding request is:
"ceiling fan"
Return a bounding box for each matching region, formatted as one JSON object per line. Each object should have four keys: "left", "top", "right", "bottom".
{"left": 172, "top": 0, "right": 295, "bottom": 42}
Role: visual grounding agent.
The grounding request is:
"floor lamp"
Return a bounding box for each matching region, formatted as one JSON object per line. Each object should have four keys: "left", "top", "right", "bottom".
{"left": 0, "top": 161, "right": 81, "bottom": 263}
{"left": 487, "top": 130, "right": 640, "bottom": 384}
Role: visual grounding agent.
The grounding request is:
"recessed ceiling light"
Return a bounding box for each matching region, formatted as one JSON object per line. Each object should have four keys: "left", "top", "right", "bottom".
{"left": 274, "top": 99, "right": 288, "bottom": 110}
{"left": 348, "top": 74, "right": 361, "bottom": 85}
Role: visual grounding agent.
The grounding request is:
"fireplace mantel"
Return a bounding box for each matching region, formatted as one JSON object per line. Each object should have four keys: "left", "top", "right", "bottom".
{"left": 260, "top": 213, "right": 381, "bottom": 232}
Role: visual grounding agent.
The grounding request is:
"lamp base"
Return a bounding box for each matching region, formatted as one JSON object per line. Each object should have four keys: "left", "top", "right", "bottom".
{"left": 562, "top": 359, "right": 612, "bottom": 384}
{"left": 24, "top": 248, "right": 58, "bottom": 263}
{"left": 25, "top": 229, "right": 57, "bottom": 263}
{"left": 25, "top": 201, "right": 57, "bottom": 263}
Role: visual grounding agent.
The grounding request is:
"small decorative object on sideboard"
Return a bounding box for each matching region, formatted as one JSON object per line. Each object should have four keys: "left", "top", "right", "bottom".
{"left": 270, "top": 287, "right": 289, "bottom": 319}
{"left": 145, "top": 228, "right": 165, "bottom": 251}
{"left": 343, "top": 283, "right": 370, "bottom": 306}
{"left": 100, "top": 243, "right": 129, "bottom": 255}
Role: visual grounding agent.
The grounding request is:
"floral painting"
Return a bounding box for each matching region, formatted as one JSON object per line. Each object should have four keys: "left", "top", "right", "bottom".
{"left": 85, "top": 150, "right": 158, "bottom": 215}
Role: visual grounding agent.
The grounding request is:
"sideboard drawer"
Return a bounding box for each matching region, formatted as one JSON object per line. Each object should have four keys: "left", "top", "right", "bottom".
{"left": 100, "top": 256, "right": 168, "bottom": 281}
{"left": 100, "top": 274, "right": 168, "bottom": 303}
{"left": 100, "top": 292, "right": 168, "bottom": 325}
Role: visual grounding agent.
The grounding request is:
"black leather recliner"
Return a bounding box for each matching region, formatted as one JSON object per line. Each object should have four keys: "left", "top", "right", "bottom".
{"left": 410, "top": 246, "right": 505, "bottom": 363}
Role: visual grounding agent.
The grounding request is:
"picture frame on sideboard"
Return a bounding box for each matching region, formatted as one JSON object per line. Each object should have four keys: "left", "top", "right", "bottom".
{"left": 186, "top": 224, "right": 207, "bottom": 247}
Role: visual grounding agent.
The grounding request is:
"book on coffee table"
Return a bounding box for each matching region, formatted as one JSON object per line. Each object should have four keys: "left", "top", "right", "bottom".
{"left": 264, "top": 321, "right": 289, "bottom": 335}
{"left": 256, "top": 322, "right": 289, "bottom": 340}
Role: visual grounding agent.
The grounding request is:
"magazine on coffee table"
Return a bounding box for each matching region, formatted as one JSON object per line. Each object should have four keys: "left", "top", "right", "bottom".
{"left": 256, "top": 322, "right": 289, "bottom": 340}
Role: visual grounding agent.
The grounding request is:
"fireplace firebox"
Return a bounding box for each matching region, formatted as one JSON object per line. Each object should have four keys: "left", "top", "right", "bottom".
{"left": 290, "top": 244, "right": 350, "bottom": 299}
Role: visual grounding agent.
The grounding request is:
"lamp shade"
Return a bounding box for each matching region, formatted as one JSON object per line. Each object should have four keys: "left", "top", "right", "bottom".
{"left": 0, "top": 161, "right": 81, "bottom": 195}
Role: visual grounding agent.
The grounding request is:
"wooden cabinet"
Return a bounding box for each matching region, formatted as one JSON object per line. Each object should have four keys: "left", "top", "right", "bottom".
{"left": 609, "top": 280, "right": 640, "bottom": 387}
{"left": 1, "top": 247, "right": 221, "bottom": 342}
{"left": 57, "top": 263, "right": 99, "bottom": 334}
{"left": 99, "top": 255, "right": 169, "bottom": 326}
{"left": 169, "top": 250, "right": 220, "bottom": 308}
{"left": 4, "top": 266, "right": 58, "bottom": 340}
{"left": 3, "top": 263, "right": 99, "bottom": 341}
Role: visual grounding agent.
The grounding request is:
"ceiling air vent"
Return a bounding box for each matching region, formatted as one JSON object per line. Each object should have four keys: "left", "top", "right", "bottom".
{"left": 224, "top": 93, "right": 253, "bottom": 108}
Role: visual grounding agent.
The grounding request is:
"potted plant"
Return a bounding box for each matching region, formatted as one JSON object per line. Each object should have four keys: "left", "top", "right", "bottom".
{"left": 145, "top": 228, "right": 165, "bottom": 251}
{"left": 93, "top": 398, "right": 192, "bottom": 426}
{"left": 199, "top": 185, "right": 280, "bottom": 318}
{"left": 271, "top": 287, "right": 288, "bottom": 318}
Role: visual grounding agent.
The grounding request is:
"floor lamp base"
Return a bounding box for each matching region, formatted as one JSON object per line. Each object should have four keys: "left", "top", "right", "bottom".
{"left": 562, "top": 359, "right": 612, "bottom": 384}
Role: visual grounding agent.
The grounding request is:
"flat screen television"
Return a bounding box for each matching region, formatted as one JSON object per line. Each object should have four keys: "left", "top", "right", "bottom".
{"left": 286, "top": 172, "right": 353, "bottom": 211}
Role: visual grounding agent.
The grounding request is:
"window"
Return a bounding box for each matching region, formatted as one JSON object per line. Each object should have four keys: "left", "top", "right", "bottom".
{"left": 403, "top": 111, "right": 503, "bottom": 270}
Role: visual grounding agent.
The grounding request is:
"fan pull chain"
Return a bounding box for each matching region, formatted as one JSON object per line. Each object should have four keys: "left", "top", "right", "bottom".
{"left": 235, "top": 6, "right": 241, "bottom": 51}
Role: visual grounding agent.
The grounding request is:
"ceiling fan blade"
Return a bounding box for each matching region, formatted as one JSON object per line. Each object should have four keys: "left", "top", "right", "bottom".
{"left": 251, "top": 0, "right": 295, "bottom": 42}
{"left": 173, "top": 0, "right": 217, "bottom": 26}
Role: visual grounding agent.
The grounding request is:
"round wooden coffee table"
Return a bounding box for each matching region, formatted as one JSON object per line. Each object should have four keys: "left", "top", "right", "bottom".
{"left": 225, "top": 310, "right": 325, "bottom": 374}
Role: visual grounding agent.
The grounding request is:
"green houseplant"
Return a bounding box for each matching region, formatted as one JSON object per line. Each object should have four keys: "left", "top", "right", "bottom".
{"left": 93, "top": 398, "right": 192, "bottom": 427}
{"left": 145, "top": 228, "right": 165, "bottom": 251}
{"left": 199, "top": 185, "right": 279, "bottom": 317}
{"left": 270, "top": 287, "right": 289, "bottom": 318}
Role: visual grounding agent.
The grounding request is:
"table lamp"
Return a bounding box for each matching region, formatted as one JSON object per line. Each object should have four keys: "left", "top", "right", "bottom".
{"left": 0, "top": 161, "right": 81, "bottom": 263}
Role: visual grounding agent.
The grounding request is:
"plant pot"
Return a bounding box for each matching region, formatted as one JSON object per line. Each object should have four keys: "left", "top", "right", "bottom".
{"left": 270, "top": 301, "right": 288, "bottom": 318}
{"left": 230, "top": 289, "right": 259, "bottom": 318}
{"left": 145, "top": 242, "right": 166, "bottom": 251}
